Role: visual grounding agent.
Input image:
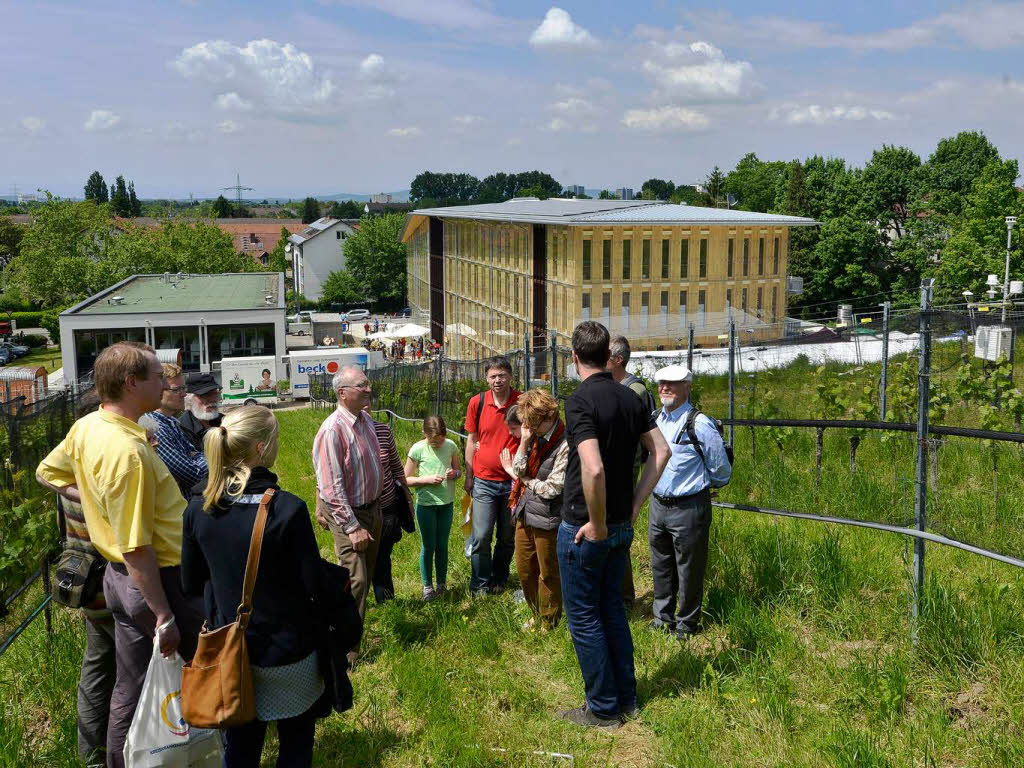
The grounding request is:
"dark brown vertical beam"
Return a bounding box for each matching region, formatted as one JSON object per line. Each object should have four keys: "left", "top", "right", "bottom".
{"left": 428, "top": 217, "right": 445, "bottom": 343}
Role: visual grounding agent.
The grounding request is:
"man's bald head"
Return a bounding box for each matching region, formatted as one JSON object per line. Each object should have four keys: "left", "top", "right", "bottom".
{"left": 332, "top": 365, "right": 366, "bottom": 391}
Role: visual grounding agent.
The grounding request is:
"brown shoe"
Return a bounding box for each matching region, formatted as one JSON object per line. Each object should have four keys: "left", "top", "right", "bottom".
{"left": 558, "top": 705, "right": 622, "bottom": 730}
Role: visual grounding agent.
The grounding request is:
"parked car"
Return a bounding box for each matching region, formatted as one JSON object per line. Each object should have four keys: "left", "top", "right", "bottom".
{"left": 398, "top": 307, "right": 411, "bottom": 318}
{"left": 0, "top": 348, "right": 12, "bottom": 365}
{"left": 0, "top": 341, "right": 29, "bottom": 358}
{"left": 286, "top": 311, "right": 314, "bottom": 324}
{"left": 344, "top": 308, "right": 371, "bottom": 321}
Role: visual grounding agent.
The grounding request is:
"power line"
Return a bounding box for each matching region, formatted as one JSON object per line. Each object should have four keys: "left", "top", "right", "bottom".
{"left": 221, "top": 172, "right": 254, "bottom": 207}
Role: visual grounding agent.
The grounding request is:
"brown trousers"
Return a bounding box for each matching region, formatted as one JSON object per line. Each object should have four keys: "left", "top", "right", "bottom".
{"left": 320, "top": 497, "right": 382, "bottom": 622}
{"left": 514, "top": 521, "right": 562, "bottom": 629}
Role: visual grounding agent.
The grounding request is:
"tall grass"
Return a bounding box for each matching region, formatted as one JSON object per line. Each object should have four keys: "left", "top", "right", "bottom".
{"left": 2, "top": 406, "right": 1024, "bottom": 766}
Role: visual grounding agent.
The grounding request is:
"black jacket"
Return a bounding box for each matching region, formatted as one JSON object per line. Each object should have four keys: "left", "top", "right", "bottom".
{"left": 179, "top": 410, "right": 223, "bottom": 453}
{"left": 181, "top": 467, "right": 321, "bottom": 668}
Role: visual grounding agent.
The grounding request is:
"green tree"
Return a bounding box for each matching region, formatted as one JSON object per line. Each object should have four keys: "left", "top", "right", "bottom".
{"left": 301, "top": 197, "right": 321, "bottom": 224}
{"left": 932, "top": 159, "right": 1023, "bottom": 301}
{"left": 83, "top": 171, "right": 108, "bottom": 203}
{"left": 410, "top": 172, "right": 480, "bottom": 206}
{"left": 860, "top": 145, "right": 922, "bottom": 241}
{"left": 320, "top": 268, "right": 365, "bottom": 306}
{"left": 0, "top": 215, "right": 25, "bottom": 267}
{"left": 268, "top": 226, "right": 291, "bottom": 274}
{"left": 212, "top": 195, "right": 234, "bottom": 218}
{"left": 702, "top": 166, "right": 726, "bottom": 206}
{"left": 669, "top": 185, "right": 703, "bottom": 206}
{"left": 8, "top": 196, "right": 114, "bottom": 305}
{"left": 344, "top": 213, "right": 407, "bottom": 309}
{"left": 724, "top": 153, "right": 786, "bottom": 213}
{"left": 128, "top": 181, "right": 142, "bottom": 217}
{"left": 110, "top": 176, "right": 131, "bottom": 217}
{"left": 328, "top": 200, "right": 362, "bottom": 219}
{"left": 640, "top": 178, "right": 676, "bottom": 201}
{"left": 598, "top": 189, "right": 616, "bottom": 200}
{"left": 923, "top": 131, "right": 1001, "bottom": 217}
{"left": 804, "top": 216, "right": 887, "bottom": 306}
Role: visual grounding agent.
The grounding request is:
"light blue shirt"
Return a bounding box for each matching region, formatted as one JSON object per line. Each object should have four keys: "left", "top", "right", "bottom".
{"left": 653, "top": 401, "right": 732, "bottom": 497}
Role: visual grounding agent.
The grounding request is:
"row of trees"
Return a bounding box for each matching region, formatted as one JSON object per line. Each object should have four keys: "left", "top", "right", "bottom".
{"left": 0, "top": 197, "right": 261, "bottom": 311}
{"left": 84, "top": 171, "right": 142, "bottom": 217}
{"left": 409, "top": 171, "right": 563, "bottom": 206}
{"left": 635, "top": 132, "right": 1022, "bottom": 311}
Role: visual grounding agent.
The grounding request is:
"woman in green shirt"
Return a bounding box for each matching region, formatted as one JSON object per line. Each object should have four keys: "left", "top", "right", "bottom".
{"left": 405, "top": 416, "right": 461, "bottom": 601}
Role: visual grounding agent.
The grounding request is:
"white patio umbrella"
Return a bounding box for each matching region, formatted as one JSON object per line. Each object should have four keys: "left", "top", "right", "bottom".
{"left": 445, "top": 322, "right": 478, "bottom": 337}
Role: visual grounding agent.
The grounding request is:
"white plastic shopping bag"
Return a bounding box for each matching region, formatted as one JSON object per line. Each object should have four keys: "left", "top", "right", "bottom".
{"left": 123, "top": 635, "right": 223, "bottom": 768}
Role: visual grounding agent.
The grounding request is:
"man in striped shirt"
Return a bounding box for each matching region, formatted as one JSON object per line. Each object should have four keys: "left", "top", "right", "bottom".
{"left": 313, "top": 366, "right": 383, "bottom": 661}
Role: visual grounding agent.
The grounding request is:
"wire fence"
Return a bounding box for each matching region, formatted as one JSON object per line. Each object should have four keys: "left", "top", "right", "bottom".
{"left": 312, "top": 297, "right": 1024, "bottom": 581}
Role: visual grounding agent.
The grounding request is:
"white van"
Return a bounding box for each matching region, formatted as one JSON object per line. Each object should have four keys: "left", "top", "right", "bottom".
{"left": 288, "top": 347, "right": 384, "bottom": 399}
{"left": 219, "top": 355, "right": 281, "bottom": 406}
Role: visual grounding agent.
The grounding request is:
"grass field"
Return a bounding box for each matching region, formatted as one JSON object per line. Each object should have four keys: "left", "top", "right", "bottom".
{"left": 2, "top": 404, "right": 1024, "bottom": 767}
{"left": 13, "top": 346, "right": 62, "bottom": 375}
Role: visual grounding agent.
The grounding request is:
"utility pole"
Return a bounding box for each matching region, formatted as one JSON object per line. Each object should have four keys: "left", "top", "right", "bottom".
{"left": 222, "top": 173, "right": 254, "bottom": 208}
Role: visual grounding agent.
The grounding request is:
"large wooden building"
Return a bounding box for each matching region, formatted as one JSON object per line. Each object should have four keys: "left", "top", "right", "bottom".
{"left": 401, "top": 199, "right": 817, "bottom": 360}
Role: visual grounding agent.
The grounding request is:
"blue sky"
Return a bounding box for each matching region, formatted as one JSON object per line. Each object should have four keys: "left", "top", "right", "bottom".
{"left": 2, "top": 0, "right": 1022, "bottom": 199}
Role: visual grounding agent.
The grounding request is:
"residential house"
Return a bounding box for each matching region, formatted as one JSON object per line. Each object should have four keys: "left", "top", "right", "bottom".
{"left": 286, "top": 217, "right": 358, "bottom": 301}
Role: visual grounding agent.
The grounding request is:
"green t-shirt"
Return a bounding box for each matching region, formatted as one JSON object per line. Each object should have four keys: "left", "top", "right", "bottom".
{"left": 408, "top": 438, "right": 458, "bottom": 506}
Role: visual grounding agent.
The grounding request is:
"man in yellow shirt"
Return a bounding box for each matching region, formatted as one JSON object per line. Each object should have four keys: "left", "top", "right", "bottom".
{"left": 37, "top": 342, "right": 203, "bottom": 768}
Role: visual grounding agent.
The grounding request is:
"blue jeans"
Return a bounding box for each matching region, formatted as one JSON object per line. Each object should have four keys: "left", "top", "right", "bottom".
{"left": 470, "top": 477, "right": 514, "bottom": 592}
{"left": 557, "top": 521, "right": 636, "bottom": 719}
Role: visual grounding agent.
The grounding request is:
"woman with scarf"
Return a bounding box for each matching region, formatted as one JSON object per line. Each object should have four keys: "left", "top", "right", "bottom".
{"left": 499, "top": 389, "right": 568, "bottom": 631}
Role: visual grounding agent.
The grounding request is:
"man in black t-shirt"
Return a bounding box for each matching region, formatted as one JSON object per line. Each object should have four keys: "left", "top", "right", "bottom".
{"left": 557, "top": 322, "right": 669, "bottom": 729}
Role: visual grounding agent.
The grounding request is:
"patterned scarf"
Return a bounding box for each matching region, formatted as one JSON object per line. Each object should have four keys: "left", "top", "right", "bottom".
{"left": 508, "top": 420, "right": 565, "bottom": 512}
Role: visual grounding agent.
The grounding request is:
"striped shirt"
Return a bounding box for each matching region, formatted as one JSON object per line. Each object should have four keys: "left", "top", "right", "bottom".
{"left": 313, "top": 406, "right": 383, "bottom": 533}
{"left": 372, "top": 420, "right": 404, "bottom": 508}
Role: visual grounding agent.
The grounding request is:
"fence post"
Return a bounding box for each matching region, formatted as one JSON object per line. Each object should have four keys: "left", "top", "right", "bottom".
{"left": 687, "top": 323, "right": 694, "bottom": 372}
{"left": 41, "top": 553, "right": 51, "bottom": 641}
{"left": 434, "top": 352, "right": 443, "bottom": 414}
{"left": 523, "top": 332, "right": 531, "bottom": 387}
{"left": 550, "top": 331, "right": 558, "bottom": 397}
{"left": 912, "top": 280, "right": 934, "bottom": 644}
{"left": 880, "top": 301, "right": 890, "bottom": 420}
{"left": 728, "top": 320, "right": 736, "bottom": 449}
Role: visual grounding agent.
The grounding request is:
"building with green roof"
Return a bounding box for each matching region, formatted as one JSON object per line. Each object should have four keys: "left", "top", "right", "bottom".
{"left": 59, "top": 272, "right": 287, "bottom": 384}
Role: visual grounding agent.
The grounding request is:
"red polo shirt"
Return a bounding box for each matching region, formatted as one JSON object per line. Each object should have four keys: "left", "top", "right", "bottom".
{"left": 465, "top": 389, "right": 520, "bottom": 482}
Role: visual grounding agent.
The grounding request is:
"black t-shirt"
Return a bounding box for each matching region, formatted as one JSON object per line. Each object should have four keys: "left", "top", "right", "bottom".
{"left": 562, "top": 371, "right": 657, "bottom": 526}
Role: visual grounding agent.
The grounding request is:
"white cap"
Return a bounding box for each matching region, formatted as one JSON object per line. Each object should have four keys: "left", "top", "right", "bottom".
{"left": 654, "top": 364, "right": 692, "bottom": 383}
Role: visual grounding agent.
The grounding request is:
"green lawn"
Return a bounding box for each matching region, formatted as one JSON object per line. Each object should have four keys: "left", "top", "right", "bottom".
{"left": 12, "top": 346, "right": 62, "bottom": 374}
{"left": 2, "top": 406, "right": 1024, "bottom": 766}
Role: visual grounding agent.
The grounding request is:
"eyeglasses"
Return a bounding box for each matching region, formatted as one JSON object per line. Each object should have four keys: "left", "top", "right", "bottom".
{"left": 342, "top": 383, "right": 372, "bottom": 391}
{"left": 166, "top": 386, "right": 187, "bottom": 393}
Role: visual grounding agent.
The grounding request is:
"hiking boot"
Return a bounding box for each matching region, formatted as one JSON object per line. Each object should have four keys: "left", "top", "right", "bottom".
{"left": 422, "top": 585, "right": 437, "bottom": 602}
{"left": 558, "top": 705, "right": 622, "bottom": 730}
{"left": 435, "top": 583, "right": 447, "bottom": 597}
{"left": 620, "top": 705, "right": 640, "bottom": 721}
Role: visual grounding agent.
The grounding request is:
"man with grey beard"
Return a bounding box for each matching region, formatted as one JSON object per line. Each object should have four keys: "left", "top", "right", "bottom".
{"left": 178, "top": 373, "right": 223, "bottom": 453}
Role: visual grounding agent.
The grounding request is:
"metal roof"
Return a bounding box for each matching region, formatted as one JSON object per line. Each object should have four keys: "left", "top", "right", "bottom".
{"left": 65, "top": 273, "right": 284, "bottom": 315}
{"left": 573, "top": 203, "right": 817, "bottom": 226}
{"left": 0, "top": 367, "right": 44, "bottom": 381}
{"left": 288, "top": 217, "right": 353, "bottom": 246}
{"left": 403, "top": 199, "right": 817, "bottom": 237}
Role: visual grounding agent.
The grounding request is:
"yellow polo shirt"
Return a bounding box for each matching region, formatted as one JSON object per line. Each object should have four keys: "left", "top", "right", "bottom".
{"left": 37, "top": 407, "right": 186, "bottom": 567}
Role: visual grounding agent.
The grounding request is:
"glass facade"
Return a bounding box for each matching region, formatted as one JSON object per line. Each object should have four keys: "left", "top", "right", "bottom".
{"left": 74, "top": 327, "right": 146, "bottom": 379}
{"left": 406, "top": 217, "right": 791, "bottom": 357}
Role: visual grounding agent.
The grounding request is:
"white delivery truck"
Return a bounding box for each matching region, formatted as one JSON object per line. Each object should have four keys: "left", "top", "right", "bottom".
{"left": 219, "top": 355, "right": 282, "bottom": 406}
{"left": 288, "top": 347, "right": 384, "bottom": 399}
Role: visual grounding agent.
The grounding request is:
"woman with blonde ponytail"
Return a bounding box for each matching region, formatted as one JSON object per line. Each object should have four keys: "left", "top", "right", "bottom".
{"left": 181, "top": 406, "right": 324, "bottom": 767}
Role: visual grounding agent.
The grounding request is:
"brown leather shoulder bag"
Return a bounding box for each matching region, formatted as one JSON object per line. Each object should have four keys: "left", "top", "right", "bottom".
{"left": 181, "top": 488, "right": 275, "bottom": 729}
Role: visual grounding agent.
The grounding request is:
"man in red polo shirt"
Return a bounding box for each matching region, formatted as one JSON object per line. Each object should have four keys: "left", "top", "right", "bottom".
{"left": 464, "top": 356, "right": 520, "bottom": 594}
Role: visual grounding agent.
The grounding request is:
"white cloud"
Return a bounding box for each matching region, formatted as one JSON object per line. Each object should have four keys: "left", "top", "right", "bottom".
{"left": 357, "top": 52, "right": 398, "bottom": 99}
{"left": 387, "top": 126, "right": 421, "bottom": 137}
{"left": 217, "top": 120, "right": 240, "bottom": 133}
{"left": 21, "top": 117, "right": 45, "bottom": 135}
{"left": 173, "top": 39, "right": 335, "bottom": 115}
{"left": 325, "top": 0, "right": 503, "bottom": 30}
{"left": 215, "top": 92, "right": 254, "bottom": 111}
{"left": 452, "top": 114, "right": 483, "bottom": 131}
{"left": 530, "top": 8, "right": 598, "bottom": 50}
{"left": 642, "top": 39, "right": 754, "bottom": 100}
{"left": 770, "top": 104, "right": 898, "bottom": 125}
{"left": 622, "top": 106, "right": 710, "bottom": 131}
{"left": 83, "top": 109, "right": 121, "bottom": 132}
{"left": 542, "top": 95, "right": 599, "bottom": 132}
{"left": 162, "top": 122, "right": 204, "bottom": 142}
{"left": 682, "top": 3, "right": 1024, "bottom": 52}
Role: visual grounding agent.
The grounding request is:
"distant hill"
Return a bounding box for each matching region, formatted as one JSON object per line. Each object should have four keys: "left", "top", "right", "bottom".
{"left": 317, "top": 190, "right": 411, "bottom": 203}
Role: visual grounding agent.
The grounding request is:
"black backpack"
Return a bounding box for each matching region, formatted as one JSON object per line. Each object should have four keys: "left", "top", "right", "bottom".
{"left": 674, "top": 408, "right": 734, "bottom": 488}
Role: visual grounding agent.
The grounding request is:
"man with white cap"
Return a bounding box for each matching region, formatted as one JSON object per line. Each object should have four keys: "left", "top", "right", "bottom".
{"left": 649, "top": 363, "right": 731, "bottom": 637}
